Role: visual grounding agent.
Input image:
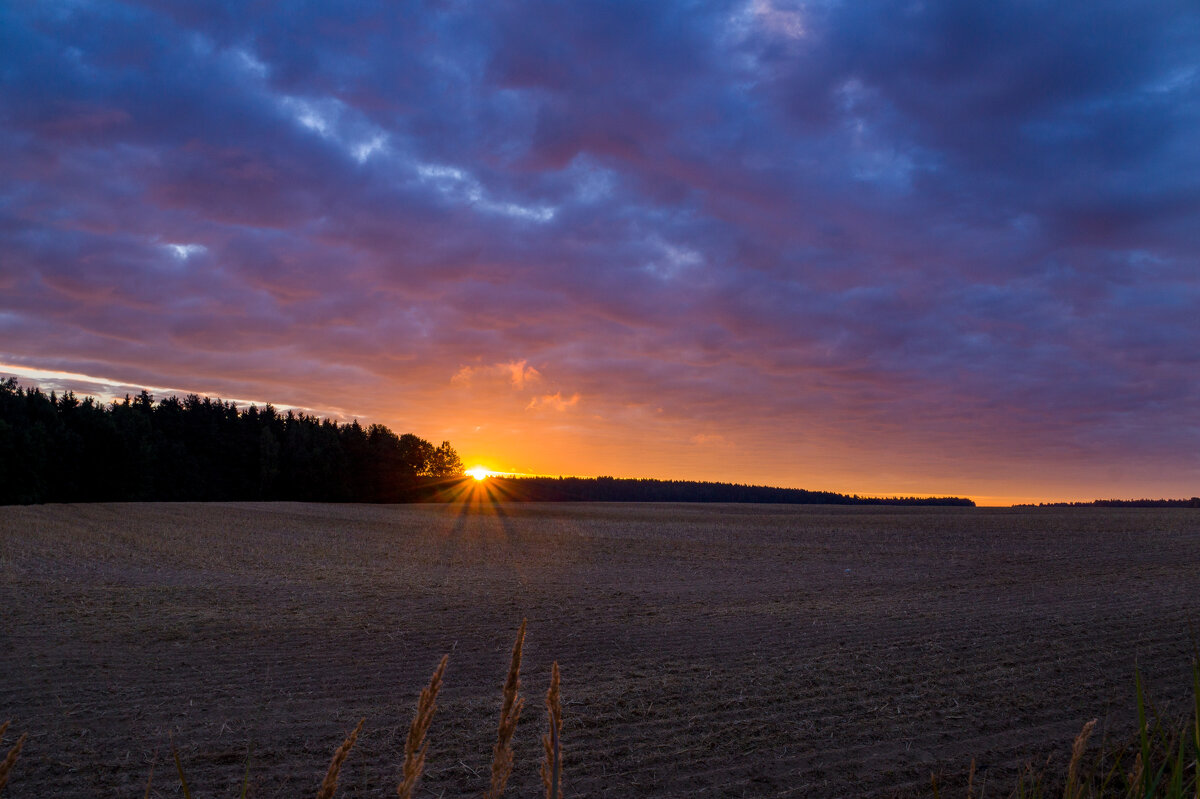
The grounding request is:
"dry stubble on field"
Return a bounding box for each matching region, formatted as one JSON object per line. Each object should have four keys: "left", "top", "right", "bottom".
{"left": 1, "top": 501, "right": 1199, "bottom": 798}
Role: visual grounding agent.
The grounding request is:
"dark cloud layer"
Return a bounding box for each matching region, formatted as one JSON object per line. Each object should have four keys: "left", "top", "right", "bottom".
{"left": 2, "top": 0, "right": 1198, "bottom": 501}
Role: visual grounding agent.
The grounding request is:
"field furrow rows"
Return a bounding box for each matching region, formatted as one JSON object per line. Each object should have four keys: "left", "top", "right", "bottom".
{"left": 2, "top": 502, "right": 1198, "bottom": 798}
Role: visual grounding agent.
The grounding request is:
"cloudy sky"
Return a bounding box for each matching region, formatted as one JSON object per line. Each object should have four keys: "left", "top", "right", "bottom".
{"left": 2, "top": 1, "right": 1198, "bottom": 504}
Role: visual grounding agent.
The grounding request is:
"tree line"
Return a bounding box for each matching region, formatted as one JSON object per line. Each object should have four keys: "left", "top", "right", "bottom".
{"left": 1018, "top": 498, "right": 1200, "bottom": 508}
{"left": 0, "top": 377, "right": 463, "bottom": 504}
{"left": 490, "top": 476, "right": 975, "bottom": 506}
{"left": 1, "top": 376, "right": 978, "bottom": 508}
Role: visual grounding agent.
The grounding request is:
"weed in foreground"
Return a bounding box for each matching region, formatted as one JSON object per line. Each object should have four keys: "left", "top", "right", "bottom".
{"left": 541, "top": 661, "right": 563, "bottom": 799}
{"left": 937, "top": 658, "right": 1200, "bottom": 799}
{"left": 135, "top": 621, "right": 557, "bottom": 799}
{"left": 0, "top": 721, "right": 27, "bottom": 794}
{"left": 9, "top": 636, "right": 1190, "bottom": 799}
{"left": 315, "top": 717, "right": 364, "bottom": 799}
{"left": 397, "top": 653, "right": 448, "bottom": 799}
{"left": 487, "top": 618, "right": 527, "bottom": 799}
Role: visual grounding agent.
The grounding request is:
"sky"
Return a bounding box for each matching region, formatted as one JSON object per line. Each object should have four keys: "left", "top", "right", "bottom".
{"left": 2, "top": 1, "right": 1198, "bottom": 505}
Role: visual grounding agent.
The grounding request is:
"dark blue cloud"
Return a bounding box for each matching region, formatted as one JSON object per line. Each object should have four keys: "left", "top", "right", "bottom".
{"left": 1, "top": 0, "right": 1198, "bottom": 499}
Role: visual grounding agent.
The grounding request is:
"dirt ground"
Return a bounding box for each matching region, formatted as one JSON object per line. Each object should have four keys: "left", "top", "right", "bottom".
{"left": 1, "top": 500, "right": 1198, "bottom": 798}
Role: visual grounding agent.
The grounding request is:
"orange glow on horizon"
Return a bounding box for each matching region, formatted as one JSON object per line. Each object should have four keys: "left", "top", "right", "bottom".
{"left": 449, "top": 458, "right": 1133, "bottom": 507}
{"left": 3, "top": 365, "right": 1176, "bottom": 509}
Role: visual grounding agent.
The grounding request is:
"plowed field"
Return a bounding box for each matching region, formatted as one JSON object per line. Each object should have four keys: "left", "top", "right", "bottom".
{"left": 2, "top": 502, "right": 1198, "bottom": 798}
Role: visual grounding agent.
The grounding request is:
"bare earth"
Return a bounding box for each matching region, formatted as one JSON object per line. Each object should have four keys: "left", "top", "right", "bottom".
{"left": 1, "top": 501, "right": 1198, "bottom": 798}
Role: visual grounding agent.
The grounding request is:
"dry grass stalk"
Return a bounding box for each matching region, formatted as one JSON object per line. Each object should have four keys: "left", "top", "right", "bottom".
{"left": 540, "top": 661, "right": 563, "bottom": 799}
{"left": 1063, "top": 718, "right": 1097, "bottom": 799}
{"left": 485, "top": 619, "right": 527, "bottom": 799}
{"left": 965, "top": 757, "right": 975, "bottom": 799}
{"left": 0, "top": 721, "right": 27, "bottom": 794}
{"left": 143, "top": 749, "right": 157, "bottom": 799}
{"left": 170, "top": 733, "right": 194, "bottom": 799}
{"left": 397, "top": 654, "right": 449, "bottom": 799}
{"left": 1127, "top": 750, "right": 1143, "bottom": 795}
{"left": 316, "top": 717, "right": 365, "bottom": 799}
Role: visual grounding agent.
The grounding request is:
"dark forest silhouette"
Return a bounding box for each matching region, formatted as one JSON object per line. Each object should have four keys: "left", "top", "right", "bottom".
{"left": 1017, "top": 498, "right": 1200, "bottom": 508}
{"left": 0, "top": 377, "right": 462, "bottom": 504}
{"left": 487, "top": 476, "right": 975, "bottom": 506}
{"left": 0, "top": 377, "right": 978, "bottom": 506}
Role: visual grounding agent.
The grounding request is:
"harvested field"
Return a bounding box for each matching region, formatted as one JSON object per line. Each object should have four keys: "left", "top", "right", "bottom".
{"left": 1, "top": 501, "right": 1199, "bottom": 798}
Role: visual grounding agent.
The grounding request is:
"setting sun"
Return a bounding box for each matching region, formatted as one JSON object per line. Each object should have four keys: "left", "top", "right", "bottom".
{"left": 465, "top": 466, "right": 490, "bottom": 481}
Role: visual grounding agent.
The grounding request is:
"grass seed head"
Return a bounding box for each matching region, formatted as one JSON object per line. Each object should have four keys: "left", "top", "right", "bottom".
{"left": 485, "top": 619, "right": 526, "bottom": 799}
{"left": 541, "top": 661, "right": 563, "bottom": 799}
{"left": 316, "top": 717, "right": 365, "bottom": 799}
{"left": 1063, "top": 718, "right": 1097, "bottom": 799}
{"left": 0, "top": 722, "right": 26, "bottom": 794}
{"left": 397, "top": 654, "right": 449, "bottom": 799}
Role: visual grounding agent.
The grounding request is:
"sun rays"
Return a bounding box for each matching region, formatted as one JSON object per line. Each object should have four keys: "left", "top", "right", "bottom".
{"left": 430, "top": 473, "right": 528, "bottom": 509}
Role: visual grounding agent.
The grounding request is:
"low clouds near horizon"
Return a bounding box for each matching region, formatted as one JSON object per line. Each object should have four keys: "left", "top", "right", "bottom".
{"left": 2, "top": 0, "right": 1198, "bottom": 502}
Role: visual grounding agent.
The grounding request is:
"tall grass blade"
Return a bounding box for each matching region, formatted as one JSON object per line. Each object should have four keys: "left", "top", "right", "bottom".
{"left": 1130, "top": 752, "right": 1145, "bottom": 798}
{"left": 397, "top": 654, "right": 449, "bottom": 799}
{"left": 1169, "top": 726, "right": 1187, "bottom": 798}
{"left": 1147, "top": 757, "right": 1170, "bottom": 799}
{"left": 1137, "top": 668, "right": 1152, "bottom": 799}
{"left": 316, "top": 717, "right": 365, "bottom": 799}
{"left": 171, "top": 734, "right": 194, "bottom": 799}
{"left": 1192, "top": 657, "right": 1199, "bottom": 799}
{"left": 541, "top": 661, "right": 563, "bottom": 799}
{"left": 1016, "top": 765, "right": 1031, "bottom": 799}
{"left": 240, "top": 742, "right": 252, "bottom": 799}
{"left": 1097, "top": 749, "right": 1123, "bottom": 798}
{"left": 1064, "top": 719, "right": 1096, "bottom": 799}
{"left": 485, "top": 619, "right": 526, "bottom": 799}
{"left": 0, "top": 722, "right": 27, "bottom": 795}
{"left": 143, "top": 749, "right": 157, "bottom": 799}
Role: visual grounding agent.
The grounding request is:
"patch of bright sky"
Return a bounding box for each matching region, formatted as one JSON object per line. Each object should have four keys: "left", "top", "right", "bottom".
{"left": 271, "top": 70, "right": 552, "bottom": 217}
{"left": 352, "top": 135, "right": 387, "bottom": 163}
{"left": 724, "top": 0, "right": 806, "bottom": 44}
{"left": 278, "top": 82, "right": 551, "bottom": 215}
{"left": 644, "top": 238, "right": 704, "bottom": 280}
{"left": 233, "top": 48, "right": 268, "bottom": 78}
{"left": 217, "top": 35, "right": 393, "bottom": 168}
{"left": 279, "top": 95, "right": 391, "bottom": 164}
{"left": 165, "top": 242, "right": 206, "bottom": 260}
{"left": 0, "top": 362, "right": 328, "bottom": 415}
{"left": 751, "top": 0, "right": 807, "bottom": 39}
{"left": 527, "top": 391, "right": 580, "bottom": 412}
{"left": 417, "top": 163, "right": 556, "bottom": 222}
{"left": 282, "top": 96, "right": 334, "bottom": 136}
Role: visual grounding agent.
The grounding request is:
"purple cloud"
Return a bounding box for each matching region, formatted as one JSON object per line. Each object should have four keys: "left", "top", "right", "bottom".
{"left": 1, "top": 0, "right": 1198, "bottom": 502}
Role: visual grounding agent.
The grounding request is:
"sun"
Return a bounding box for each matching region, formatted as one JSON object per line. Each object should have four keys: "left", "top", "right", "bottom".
{"left": 465, "top": 465, "right": 490, "bottom": 481}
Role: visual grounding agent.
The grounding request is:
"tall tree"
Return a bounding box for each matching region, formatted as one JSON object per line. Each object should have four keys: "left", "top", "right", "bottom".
{"left": 428, "top": 441, "right": 465, "bottom": 477}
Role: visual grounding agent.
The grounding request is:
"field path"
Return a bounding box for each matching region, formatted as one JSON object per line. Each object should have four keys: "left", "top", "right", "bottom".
{"left": 2, "top": 502, "right": 1199, "bottom": 797}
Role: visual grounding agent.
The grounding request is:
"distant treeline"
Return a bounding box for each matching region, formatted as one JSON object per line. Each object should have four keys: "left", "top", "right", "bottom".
{"left": 0, "top": 377, "right": 463, "bottom": 505}
{"left": 2, "top": 376, "right": 976, "bottom": 508}
{"left": 1017, "top": 498, "right": 1200, "bottom": 508}
{"left": 489, "top": 476, "right": 975, "bottom": 506}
